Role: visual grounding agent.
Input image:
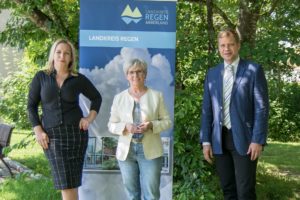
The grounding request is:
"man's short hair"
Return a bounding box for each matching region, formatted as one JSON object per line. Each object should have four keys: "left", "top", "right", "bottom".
{"left": 218, "top": 27, "right": 241, "bottom": 43}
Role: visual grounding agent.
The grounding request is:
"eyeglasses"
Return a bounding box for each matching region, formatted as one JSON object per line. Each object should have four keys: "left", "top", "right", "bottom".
{"left": 128, "top": 70, "right": 144, "bottom": 76}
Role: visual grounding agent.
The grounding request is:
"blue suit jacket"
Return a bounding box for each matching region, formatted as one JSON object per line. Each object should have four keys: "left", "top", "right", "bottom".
{"left": 200, "top": 59, "right": 269, "bottom": 155}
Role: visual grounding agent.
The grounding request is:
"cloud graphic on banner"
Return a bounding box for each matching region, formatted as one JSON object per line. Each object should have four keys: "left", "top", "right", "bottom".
{"left": 121, "top": 5, "right": 142, "bottom": 24}
{"left": 80, "top": 48, "right": 174, "bottom": 137}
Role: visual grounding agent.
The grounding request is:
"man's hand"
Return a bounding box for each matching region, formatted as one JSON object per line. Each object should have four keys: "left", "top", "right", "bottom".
{"left": 202, "top": 145, "right": 214, "bottom": 164}
{"left": 247, "top": 143, "right": 263, "bottom": 161}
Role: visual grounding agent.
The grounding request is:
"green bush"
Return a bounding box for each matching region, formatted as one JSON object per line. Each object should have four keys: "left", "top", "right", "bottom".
{"left": 268, "top": 81, "right": 300, "bottom": 142}
{"left": 173, "top": 89, "right": 223, "bottom": 199}
{"left": 0, "top": 59, "right": 39, "bottom": 129}
{"left": 173, "top": 1, "right": 222, "bottom": 198}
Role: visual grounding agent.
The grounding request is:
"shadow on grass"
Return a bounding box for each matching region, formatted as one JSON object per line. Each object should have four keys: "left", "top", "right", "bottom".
{"left": 261, "top": 142, "right": 300, "bottom": 174}
{"left": 0, "top": 175, "right": 60, "bottom": 200}
{"left": 257, "top": 164, "right": 300, "bottom": 200}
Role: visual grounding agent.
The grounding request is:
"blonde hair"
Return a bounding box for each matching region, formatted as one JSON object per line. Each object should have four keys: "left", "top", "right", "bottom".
{"left": 218, "top": 27, "right": 241, "bottom": 44}
{"left": 123, "top": 58, "right": 147, "bottom": 75}
{"left": 45, "top": 39, "right": 77, "bottom": 74}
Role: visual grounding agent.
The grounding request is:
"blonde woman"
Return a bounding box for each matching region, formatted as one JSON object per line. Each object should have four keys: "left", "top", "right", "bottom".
{"left": 27, "top": 39, "right": 101, "bottom": 200}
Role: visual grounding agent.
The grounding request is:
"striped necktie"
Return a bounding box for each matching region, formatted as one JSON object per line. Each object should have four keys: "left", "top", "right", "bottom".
{"left": 223, "top": 65, "right": 234, "bottom": 129}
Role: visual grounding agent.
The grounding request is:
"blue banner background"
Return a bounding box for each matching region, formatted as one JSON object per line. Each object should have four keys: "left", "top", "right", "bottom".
{"left": 79, "top": 0, "right": 176, "bottom": 199}
{"left": 80, "top": 0, "right": 176, "bottom": 31}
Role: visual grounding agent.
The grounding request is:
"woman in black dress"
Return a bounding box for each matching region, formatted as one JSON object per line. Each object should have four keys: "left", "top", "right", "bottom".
{"left": 27, "top": 39, "right": 101, "bottom": 200}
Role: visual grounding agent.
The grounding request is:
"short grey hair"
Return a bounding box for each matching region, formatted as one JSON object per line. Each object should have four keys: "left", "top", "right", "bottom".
{"left": 123, "top": 59, "right": 147, "bottom": 75}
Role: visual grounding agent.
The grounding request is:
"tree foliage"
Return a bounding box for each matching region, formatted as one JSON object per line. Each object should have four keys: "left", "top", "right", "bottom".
{"left": 0, "top": 0, "right": 79, "bottom": 65}
{"left": 0, "top": 0, "right": 80, "bottom": 127}
{"left": 0, "top": 56, "right": 39, "bottom": 128}
{"left": 174, "top": 0, "right": 300, "bottom": 198}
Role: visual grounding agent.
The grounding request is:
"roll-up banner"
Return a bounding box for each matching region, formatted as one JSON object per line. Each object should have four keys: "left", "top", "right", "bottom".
{"left": 79, "top": 0, "right": 176, "bottom": 199}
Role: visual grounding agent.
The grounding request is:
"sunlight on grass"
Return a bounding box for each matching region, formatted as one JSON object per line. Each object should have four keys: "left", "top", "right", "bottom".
{"left": 1, "top": 131, "right": 60, "bottom": 200}
{"left": 0, "top": 176, "right": 60, "bottom": 200}
{"left": 262, "top": 141, "right": 300, "bottom": 177}
{"left": 257, "top": 163, "right": 300, "bottom": 200}
{"left": 7, "top": 131, "right": 51, "bottom": 177}
{"left": 8, "top": 130, "right": 41, "bottom": 158}
{"left": 256, "top": 141, "right": 300, "bottom": 200}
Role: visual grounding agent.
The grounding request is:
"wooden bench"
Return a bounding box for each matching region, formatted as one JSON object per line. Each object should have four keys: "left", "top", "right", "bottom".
{"left": 0, "top": 123, "right": 14, "bottom": 177}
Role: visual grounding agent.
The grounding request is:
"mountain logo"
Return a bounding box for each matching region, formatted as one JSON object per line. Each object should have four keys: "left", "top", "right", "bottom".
{"left": 121, "top": 5, "right": 142, "bottom": 24}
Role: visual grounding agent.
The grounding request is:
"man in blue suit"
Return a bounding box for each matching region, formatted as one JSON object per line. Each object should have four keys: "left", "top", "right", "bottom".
{"left": 200, "top": 28, "right": 269, "bottom": 200}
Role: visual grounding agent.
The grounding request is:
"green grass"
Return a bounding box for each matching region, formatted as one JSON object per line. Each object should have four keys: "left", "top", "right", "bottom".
{"left": 1, "top": 132, "right": 300, "bottom": 200}
{"left": 0, "top": 176, "right": 60, "bottom": 200}
{"left": 6, "top": 130, "right": 51, "bottom": 177}
{"left": 260, "top": 142, "right": 300, "bottom": 174}
{"left": 257, "top": 142, "right": 300, "bottom": 200}
{"left": 0, "top": 130, "right": 60, "bottom": 200}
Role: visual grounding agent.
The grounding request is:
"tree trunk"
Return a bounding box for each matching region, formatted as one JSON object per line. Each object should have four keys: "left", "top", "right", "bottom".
{"left": 237, "top": 0, "right": 262, "bottom": 56}
{"left": 206, "top": 0, "right": 215, "bottom": 67}
{"left": 11, "top": 0, "right": 72, "bottom": 43}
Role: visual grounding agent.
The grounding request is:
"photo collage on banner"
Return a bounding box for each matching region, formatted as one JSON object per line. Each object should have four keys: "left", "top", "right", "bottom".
{"left": 79, "top": 0, "right": 176, "bottom": 199}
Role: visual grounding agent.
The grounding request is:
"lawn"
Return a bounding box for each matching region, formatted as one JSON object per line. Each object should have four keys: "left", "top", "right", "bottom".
{"left": 4, "top": 130, "right": 51, "bottom": 177}
{"left": 1, "top": 131, "right": 300, "bottom": 200}
{"left": 257, "top": 142, "right": 300, "bottom": 200}
{"left": 0, "top": 130, "right": 60, "bottom": 200}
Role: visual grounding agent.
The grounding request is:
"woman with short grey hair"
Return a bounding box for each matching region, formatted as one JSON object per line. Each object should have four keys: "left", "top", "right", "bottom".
{"left": 108, "top": 58, "right": 171, "bottom": 200}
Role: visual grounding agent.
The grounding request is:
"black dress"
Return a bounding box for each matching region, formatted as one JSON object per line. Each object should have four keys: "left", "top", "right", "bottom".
{"left": 27, "top": 70, "right": 101, "bottom": 189}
